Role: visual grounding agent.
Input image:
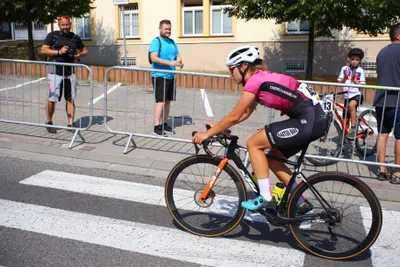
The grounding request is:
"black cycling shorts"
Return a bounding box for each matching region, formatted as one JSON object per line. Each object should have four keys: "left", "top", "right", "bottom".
{"left": 342, "top": 94, "right": 363, "bottom": 119}
{"left": 266, "top": 103, "right": 327, "bottom": 158}
{"left": 151, "top": 77, "right": 176, "bottom": 103}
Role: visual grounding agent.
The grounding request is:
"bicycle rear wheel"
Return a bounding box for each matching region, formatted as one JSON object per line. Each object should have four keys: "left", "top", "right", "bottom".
{"left": 307, "top": 117, "right": 343, "bottom": 166}
{"left": 355, "top": 109, "right": 378, "bottom": 157}
{"left": 165, "top": 155, "right": 247, "bottom": 237}
{"left": 288, "top": 172, "right": 382, "bottom": 260}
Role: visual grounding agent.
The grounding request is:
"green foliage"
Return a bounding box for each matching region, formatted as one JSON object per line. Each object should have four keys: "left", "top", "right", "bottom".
{"left": 0, "top": 0, "right": 94, "bottom": 24}
{"left": 224, "top": 0, "right": 400, "bottom": 37}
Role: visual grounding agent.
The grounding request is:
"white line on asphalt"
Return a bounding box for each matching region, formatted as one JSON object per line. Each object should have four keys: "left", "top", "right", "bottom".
{"left": 0, "top": 77, "right": 46, "bottom": 92}
{"left": 200, "top": 88, "right": 214, "bottom": 117}
{"left": 19, "top": 170, "right": 266, "bottom": 222}
{"left": 362, "top": 207, "right": 400, "bottom": 267}
{"left": 90, "top": 82, "right": 122, "bottom": 105}
{"left": 0, "top": 199, "right": 306, "bottom": 267}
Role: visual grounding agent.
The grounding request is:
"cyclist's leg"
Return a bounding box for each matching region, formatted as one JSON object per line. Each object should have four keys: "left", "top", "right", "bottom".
{"left": 348, "top": 99, "right": 358, "bottom": 127}
{"left": 242, "top": 129, "right": 276, "bottom": 210}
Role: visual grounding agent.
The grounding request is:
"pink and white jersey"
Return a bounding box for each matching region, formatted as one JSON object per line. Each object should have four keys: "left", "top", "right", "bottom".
{"left": 244, "top": 71, "right": 309, "bottom": 116}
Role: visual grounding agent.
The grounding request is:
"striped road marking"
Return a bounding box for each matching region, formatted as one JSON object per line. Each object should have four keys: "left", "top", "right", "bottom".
{"left": 0, "top": 77, "right": 46, "bottom": 92}
{"left": 91, "top": 82, "right": 122, "bottom": 105}
{"left": 16, "top": 170, "right": 400, "bottom": 266}
{"left": 0, "top": 199, "right": 305, "bottom": 266}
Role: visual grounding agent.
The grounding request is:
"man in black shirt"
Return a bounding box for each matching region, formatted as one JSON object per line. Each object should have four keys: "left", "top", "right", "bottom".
{"left": 373, "top": 23, "right": 400, "bottom": 183}
{"left": 40, "top": 15, "right": 88, "bottom": 133}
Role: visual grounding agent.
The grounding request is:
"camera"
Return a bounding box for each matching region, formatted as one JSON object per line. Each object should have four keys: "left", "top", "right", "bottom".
{"left": 65, "top": 47, "right": 76, "bottom": 57}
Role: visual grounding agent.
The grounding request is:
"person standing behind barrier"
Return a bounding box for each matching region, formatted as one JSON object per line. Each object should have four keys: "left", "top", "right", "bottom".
{"left": 40, "top": 15, "right": 88, "bottom": 133}
{"left": 373, "top": 23, "right": 400, "bottom": 184}
{"left": 337, "top": 48, "right": 366, "bottom": 140}
{"left": 149, "top": 19, "right": 183, "bottom": 137}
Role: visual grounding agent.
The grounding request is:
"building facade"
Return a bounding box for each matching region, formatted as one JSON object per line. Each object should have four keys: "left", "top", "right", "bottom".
{"left": 5, "top": 0, "right": 392, "bottom": 76}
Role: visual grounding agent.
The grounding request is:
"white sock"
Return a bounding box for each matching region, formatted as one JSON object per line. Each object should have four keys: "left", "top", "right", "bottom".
{"left": 258, "top": 178, "right": 273, "bottom": 201}
{"left": 290, "top": 182, "right": 305, "bottom": 206}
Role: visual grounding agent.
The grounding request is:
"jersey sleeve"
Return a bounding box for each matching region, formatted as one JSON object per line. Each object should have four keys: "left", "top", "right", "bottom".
{"left": 74, "top": 35, "right": 85, "bottom": 50}
{"left": 337, "top": 66, "right": 346, "bottom": 81}
{"left": 149, "top": 38, "right": 159, "bottom": 53}
{"left": 358, "top": 68, "right": 366, "bottom": 84}
{"left": 244, "top": 74, "right": 262, "bottom": 95}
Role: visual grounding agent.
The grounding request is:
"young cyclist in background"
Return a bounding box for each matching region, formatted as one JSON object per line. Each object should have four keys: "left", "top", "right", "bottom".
{"left": 192, "top": 46, "right": 328, "bottom": 213}
{"left": 338, "top": 48, "right": 366, "bottom": 139}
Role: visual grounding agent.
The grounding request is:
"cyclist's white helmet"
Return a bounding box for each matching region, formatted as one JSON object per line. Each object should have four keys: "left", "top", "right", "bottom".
{"left": 225, "top": 46, "right": 260, "bottom": 67}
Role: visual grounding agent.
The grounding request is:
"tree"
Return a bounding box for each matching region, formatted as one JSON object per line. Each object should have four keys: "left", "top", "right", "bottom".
{"left": 224, "top": 0, "right": 400, "bottom": 80}
{"left": 0, "top": 0, "right": 94, "bottom": 60}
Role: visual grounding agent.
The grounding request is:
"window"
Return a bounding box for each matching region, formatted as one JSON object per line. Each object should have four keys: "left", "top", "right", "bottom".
{"left": 120, "top": 57, "right": 136, "bottom": 66}
{"left": 14, "top": 22, "right": 46, "bottom": 30}
{"left": 182, "top": 2, "right": 203, "bottom": 36}
{"left": 211, "top": 1, "right": 232, "bottom": 35}
{"left": 360, "top": 62, "right": 377, "bottom": 77}
{"left": 14, "top": 23, "right": 27, "bottom": 30}
{"left": 284, "top": 61, "right": 307, "bottom": 72}
{"left": 286, "top": 20, "right": 309, "bottom": 34}
{"left": 74, "top": 13, "right": 91, "bottom": 39}
{"left": 120, "top": 4, "right": 139, "bottom": 38}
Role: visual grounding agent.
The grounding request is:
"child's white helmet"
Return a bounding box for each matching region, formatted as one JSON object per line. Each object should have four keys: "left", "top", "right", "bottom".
{"left": 225, "top": 46, "right": 260, "bottom": 67}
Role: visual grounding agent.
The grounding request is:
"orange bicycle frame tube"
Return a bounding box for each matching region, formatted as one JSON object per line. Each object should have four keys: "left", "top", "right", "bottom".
{"left": 198, "top": 158, "right": 229, "bottom": 201}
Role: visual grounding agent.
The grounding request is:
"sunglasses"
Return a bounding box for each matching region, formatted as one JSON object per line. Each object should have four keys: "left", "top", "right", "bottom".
{"left": 228, "top": 65, "right": 238, "bottom": 75}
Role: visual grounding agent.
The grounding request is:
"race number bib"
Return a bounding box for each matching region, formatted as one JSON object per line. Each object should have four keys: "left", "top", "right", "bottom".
{"left": 297, "top": 83, "right": 319, "bottom": 105}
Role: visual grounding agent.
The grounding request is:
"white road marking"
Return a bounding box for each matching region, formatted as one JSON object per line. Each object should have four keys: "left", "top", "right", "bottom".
{"left": 200, "top": 88, "right": 214, "bottom": 117}
{"left": 0, "top": 77, "right": 46, "bottom": 92}
{"left": 362, "top": 207, "right": 400, "bottom": 267}
{"left": 20, "top": 170, "right": 264, "bottom": 220}
{"left": 0, "top": 199, "right": 305, "bottom": 267}
{"left": 91, "top": 82, "right": 122, "bottom": 105}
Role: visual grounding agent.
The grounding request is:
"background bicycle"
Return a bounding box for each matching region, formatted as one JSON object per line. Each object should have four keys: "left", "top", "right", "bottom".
{"left": 307, "top": 91, "right": 378, "bottom": 166}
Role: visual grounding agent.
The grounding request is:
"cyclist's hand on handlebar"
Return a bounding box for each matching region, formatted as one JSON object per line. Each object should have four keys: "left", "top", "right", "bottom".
{"left": 192, "top": 131, "right": 209, "bottom": 144}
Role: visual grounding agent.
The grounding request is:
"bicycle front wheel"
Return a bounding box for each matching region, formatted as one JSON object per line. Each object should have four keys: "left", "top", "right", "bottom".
{"left": 355, "top": 109, "right": 378, "bottom": 157}
{"left": 165, "top": 155, "right": 247, "bottom": 237}
{"left": 307, "top": 118, "right": 343, "bottom": 166}
{"left": 288, "top": 172, "right": 382, "bottom": 260}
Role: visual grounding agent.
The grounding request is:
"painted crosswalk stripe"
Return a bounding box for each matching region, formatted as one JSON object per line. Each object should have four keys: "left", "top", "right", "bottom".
{"left": 0, "top": 199, "right": 305, "bottom": 267}
{"left": 20, "top": 170, "right": 266, "bottom": 221}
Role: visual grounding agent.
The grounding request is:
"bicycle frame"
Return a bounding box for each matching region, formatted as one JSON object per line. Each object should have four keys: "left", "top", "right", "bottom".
{"left": 195, "top": 137, "right": 330, "bottom": 225}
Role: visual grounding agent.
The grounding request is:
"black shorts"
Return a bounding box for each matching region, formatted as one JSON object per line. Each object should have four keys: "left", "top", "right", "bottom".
{"left": 266, "top": 103, "right": 327, "bottom": 158}
{"left": 342, "top": 94, "right": 363, "bottom": 119}
{"left": 151, "top": 77, "right": 176, "bottom": 103}
{"left": 58, "top": 79, "right": 72, "bottom": 102}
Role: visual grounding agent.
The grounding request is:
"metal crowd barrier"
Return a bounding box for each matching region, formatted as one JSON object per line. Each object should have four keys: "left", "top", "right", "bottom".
{"left": 103, "top": 67, "right": 277, "bottom": 153}
{"left": 0, "top": 58, "right": 94, "bottom": 148}
{"left": 298, "top": 80, "right": 400, "bottom": 170}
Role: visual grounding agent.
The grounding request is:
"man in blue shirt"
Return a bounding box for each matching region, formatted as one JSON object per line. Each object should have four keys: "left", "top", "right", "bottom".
{"left": 149, "top": 19, "right": 183, "bottom": 136}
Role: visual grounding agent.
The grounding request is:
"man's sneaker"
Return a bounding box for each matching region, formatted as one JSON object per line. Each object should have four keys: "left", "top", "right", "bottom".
{"left": 67, "top": 122, "right": 78, "bottom": 133}
{"left": 241, "top": 195, "right": 277, "bottom": 211}
{"left": 46, "top": 121, "right": 57, "bottom": 134}
{"left": 346, "top": 127, "right": 357, "bottom": 140}
{"left": 163, "top": 123, "right": 174, "bottom": 133}
{"left": 296, "top": 200, "right": 314, "bottom": 215}
{"left": 153, "top": 125, "right": 167, "bottom": 137}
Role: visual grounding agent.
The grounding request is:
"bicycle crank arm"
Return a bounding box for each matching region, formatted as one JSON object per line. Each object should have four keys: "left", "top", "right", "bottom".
{"left": 258, "top": 210, "right": 318, "bottom": 225}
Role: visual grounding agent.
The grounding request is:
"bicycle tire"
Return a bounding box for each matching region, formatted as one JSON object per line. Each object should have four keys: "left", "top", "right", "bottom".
{"left": 355, "top": 109, "right": 378, "bottom": 157}
{"left": 165, "top": 155, "right": 247, "bottom": 237}
{"left": 287, "top": 172, "right": 382, "bottom": 260}
{"left": 307, "top": 119, "right": 343, "bottom": 166}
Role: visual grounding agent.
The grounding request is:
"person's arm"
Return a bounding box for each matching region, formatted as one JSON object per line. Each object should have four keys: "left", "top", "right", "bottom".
{"left": 338, "top": 67, "right": 348, "bottom": 83}
{"left": 40, "top": 44, "right": 68, "bottom": 57}
{"left": 193, "top": 92, "right": 256, "bottom": 143}
{"left": 74, "top": 47, "right": 88, "bottom": 58}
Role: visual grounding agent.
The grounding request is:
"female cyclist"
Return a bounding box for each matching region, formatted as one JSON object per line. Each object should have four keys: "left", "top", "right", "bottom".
{"left": 192, "top": 46, "right": 328, "bottom": 212}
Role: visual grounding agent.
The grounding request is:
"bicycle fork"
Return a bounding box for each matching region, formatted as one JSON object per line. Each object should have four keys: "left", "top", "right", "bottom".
{"left": 198, "top": 158, "right": 229, "bottom": 202}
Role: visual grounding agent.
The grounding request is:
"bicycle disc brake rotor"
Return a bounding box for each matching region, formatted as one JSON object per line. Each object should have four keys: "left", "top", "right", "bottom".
{"left": 194, "top": 190, "right": 216, "bottom": 208}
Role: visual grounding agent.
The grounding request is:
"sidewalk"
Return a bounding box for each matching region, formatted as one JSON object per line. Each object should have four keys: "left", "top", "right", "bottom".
{"left": 1, "top": 121, "right": 399, "bottom": 204}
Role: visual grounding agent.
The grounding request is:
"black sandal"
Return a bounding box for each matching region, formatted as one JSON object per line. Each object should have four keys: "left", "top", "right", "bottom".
{"left": 389, "top": 173, "right": 400, "bottom": 184}
{"left": 377, "top": 171, "right": 390, "bottom": 181}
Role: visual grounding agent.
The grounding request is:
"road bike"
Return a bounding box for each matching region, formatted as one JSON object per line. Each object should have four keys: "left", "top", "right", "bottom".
{"left": 307, "top": 92, "right": 378, "bottom": 166}
{"left": 164, "top": 130, "right": 382, "bottom": 260}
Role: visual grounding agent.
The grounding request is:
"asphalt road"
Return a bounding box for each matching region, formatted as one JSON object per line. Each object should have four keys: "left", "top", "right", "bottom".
{"left": 1, "top": 155, "right": 399, "bottom": 267}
